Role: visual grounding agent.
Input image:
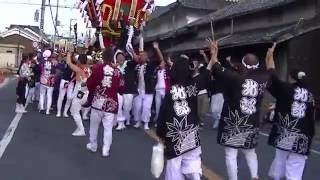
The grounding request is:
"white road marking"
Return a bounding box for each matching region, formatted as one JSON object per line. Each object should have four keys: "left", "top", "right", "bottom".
{"left": 259, "top": 132, "right": 269, "bottom": 137}
{"left": 310, "top": 149, "right": 320, "bottom": 155}
{"left": 0, "top": 113, "right": 23, "bottom": 159}
{"left": 260, "top": 132, "right": 320, "bottom": 156}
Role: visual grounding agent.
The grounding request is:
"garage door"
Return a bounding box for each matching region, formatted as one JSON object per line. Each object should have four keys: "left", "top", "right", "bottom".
{"left": 0, "top": 53, "right": 16, "bottom": 68}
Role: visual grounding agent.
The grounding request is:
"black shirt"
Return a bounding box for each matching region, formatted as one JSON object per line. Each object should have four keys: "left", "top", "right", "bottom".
{"left": 123, "top": 60, "right": 138, "bottom": 94}
{"left": 267, "top": 70, "right": 315, "bottom": 155}
{"left": 212, "top": 63, "right": 271, "bottom": 149}
{"left": 209, "top": 78, "right": 224, "bottom": 95}
{"left": 62, "top": 64, "right": 74, "bottom": 81}
{"left": 34, "top": 63, "right": 41, "bottom": 83}
{"left": 28, "top": 63, "right": 38, "bottom": 87}
{"left": 157, "top": 83, "right": 200, "bottom": 159}
{"left": 193, "top": 67, "right": 211, "bottom": 94}
{"left": 137, "top": 60, "right": 160, "bottom": 94}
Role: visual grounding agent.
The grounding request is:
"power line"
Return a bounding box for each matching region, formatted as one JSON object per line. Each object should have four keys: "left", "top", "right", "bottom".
{"left": 0, "top": 1, "right": 76, "bottom": 9}
{"left": 48, "top": 0, "right": 58, "bottom": 36}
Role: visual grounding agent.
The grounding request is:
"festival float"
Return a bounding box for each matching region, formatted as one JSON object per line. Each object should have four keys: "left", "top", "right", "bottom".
{"left": 76, "top": 0, "right": 155, "bottom": 53}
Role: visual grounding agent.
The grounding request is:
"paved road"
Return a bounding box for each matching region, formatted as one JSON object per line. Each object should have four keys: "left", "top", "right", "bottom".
{"left": 0, "top": 79, "right": 319, "bottom": 180}
{"left": 0, "top": 77, "right": 18, "bottom": 138}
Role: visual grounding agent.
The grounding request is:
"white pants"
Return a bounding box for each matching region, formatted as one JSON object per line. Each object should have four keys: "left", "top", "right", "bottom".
{"left": 269, "top": 149, "right": 307, "bottom": 180}
{"left": 116, "top": 94, "right": 125, "bottom": 122}
{"left": 133, "top": 90, "right": 154, "bottom": 123}
{"left": 155, "top": 88, "right": 166, "bottom": 122}
{"left": 26, "top": 87, "right": 35, "bottom": 105}
{"left": 70, "top": 91, "right": 88, "bottom": 131}
{"left": 211, "top": 93, "right": 224, "bottom": 128}
{"left": 225, "top": 147, "right": 258, "bottom": 180}
{"left": 39, "top": 85, "right": 54, "bottom": 111}
{"left": 82, "top": 107, "right": 91, "bottom": 119}
{"left": 88, "top": 109, "right": 115, "bottom": 152}
{"left": 165, "top": 147, "right": 202, "bottom": 180}
{"left": 35, "top": 82, "right": 41, "bottom": 101}
{"left": 123, "top": 94, "right": 135, "bottom": 122}
{"left": 57, "top": 80, "right": 74, "bottom": 115}
{"left": 25, "top": 84, "right": 29, "bottom": 99}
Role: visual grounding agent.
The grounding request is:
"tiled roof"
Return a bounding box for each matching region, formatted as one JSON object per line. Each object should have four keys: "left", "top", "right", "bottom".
{"left": 189, "top": 0, "right": 297, "bottom": 27}
{"left": 149, "top": 0, "right": 231, "bottom": 21}
{"left": 147, "top": 0, "right": 297, "bottom": 42}
{"left": 9, "top": 25, "right": 41, "bottom": 35}
{"left": 179, "top": 0, "right": 230, "bottom": 10}
{"left": 165, "top": 19, "right": 320, "bottom": 53}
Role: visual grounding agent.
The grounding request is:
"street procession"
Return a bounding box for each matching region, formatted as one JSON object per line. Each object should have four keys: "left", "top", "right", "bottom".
{"left": 0, "top": 0, "right": 320, "bottom": 179}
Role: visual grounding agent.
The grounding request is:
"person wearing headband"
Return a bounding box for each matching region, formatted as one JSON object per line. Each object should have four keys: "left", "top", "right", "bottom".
{"left": 39, "top": 49, "right": 57, "bottom": 115}
{"left": 132, "top": 42, "right": 161, "bottom": 130}
{"left": 66, "top": 52, "right": 92, "bottom": 137}
{"left": 16, "top": 56, "right": 32, "bottom": 113}
{"left": 266, "top": 43, "right": 315, "bottom": 180}
{"left": 153, "top": 42, "right": 171, "bottom": 127}
{"left": 114, "top": 49, "right": 129, "bottom": 130}
{"left": 86, "top": 48, "right": 125, "bottom": 157}
{"left": 25, "top": 53, "right": 38, "bottom": 108}
{"left": 207, "top": 40, "right": 271, "bottom": 180}
{"left": 56, "top": 53, "right": 75, "bottom": 118}
{"left": 116, "top": 49, "right": 139, "bottom": 129}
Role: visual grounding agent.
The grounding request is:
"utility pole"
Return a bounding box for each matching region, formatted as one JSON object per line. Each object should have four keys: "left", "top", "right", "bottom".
{"left": 40, "top": 0, "right": 46, "bottom": 45}
{"left": 53, "top": 0, "right": 59, "bottom": 49}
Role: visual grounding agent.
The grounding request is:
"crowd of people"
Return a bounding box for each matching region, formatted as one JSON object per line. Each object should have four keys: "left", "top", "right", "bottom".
{"left": 13, "top": 39, "right": 315, "bottom": 180}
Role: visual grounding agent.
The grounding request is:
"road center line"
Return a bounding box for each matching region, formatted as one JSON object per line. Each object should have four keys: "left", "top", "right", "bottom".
{"left": 144, "top": 129, "right": 223, "bottom": 180}
{"left": 0, "top": 113, "right": 23, "bottom": 159}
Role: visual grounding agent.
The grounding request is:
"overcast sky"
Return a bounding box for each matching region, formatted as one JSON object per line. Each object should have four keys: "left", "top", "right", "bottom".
{"left": 0, "top": 0, "right": 176, "bottom": 35}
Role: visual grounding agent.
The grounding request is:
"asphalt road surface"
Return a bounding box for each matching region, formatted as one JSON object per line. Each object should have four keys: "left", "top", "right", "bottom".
{"left": 0, "top": 79, "right": 319, "bottom": 180}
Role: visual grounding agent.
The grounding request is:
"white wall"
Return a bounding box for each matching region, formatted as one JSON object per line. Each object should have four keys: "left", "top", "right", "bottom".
{"left": 0, "top": 45, "right": 23, "bottom": 67}
{"left": 0, "top": 53, "right": 16, "bottom": 68}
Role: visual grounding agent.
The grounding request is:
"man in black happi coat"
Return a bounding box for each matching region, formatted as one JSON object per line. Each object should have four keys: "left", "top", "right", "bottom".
{"left": 207, "top": 40, "right": 271, "bottom": 180}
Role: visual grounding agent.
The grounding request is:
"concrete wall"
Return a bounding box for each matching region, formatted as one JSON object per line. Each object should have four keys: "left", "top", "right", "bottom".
{"left": 0, "top": 44, "right": 24, "bottom": 68}
{"left": 287, "top": 29, "right": 320, "bottom": 96}
{"left": 232, "top": 1, "right": 317, "bottom": 34}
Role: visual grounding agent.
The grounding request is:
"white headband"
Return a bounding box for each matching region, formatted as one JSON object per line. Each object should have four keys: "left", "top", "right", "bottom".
{"left": 180, "top": 54, "right": 189, "bottom": 60}
{"left": 242, "top": 57, "right": 259, "bottom": 70}
{"left": 114, "top": 49, "right": 124, "bottom": 64}
{"left": 298, "top": 72, "right": 306, "bottom": 79}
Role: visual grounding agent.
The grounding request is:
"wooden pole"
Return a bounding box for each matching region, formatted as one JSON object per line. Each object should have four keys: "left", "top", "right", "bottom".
{"left": 210, "top": 19, "right": 215, "bottom": 40}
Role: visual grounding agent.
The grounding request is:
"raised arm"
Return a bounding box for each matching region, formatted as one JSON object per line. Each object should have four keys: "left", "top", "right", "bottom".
{"left": 66, "top": 52, "right": 81, "bottom": 73}
{"left": 200, "top": 50, "right": 209, "bottom": 64}
{"left": 265, "top": 43, "right": 285, "bottom": 99}
{"left": 153, "top": 41, "right": 164, "bottom": 63}
{"left": 266, "top": 43, "right": 277, "bottom": 70}
{"left": 206, "top": 39, "right": 219, "bottom": 71}
{"left": 167, "top": 56, "right": 173, "bottom": 67}
{"left": 206, "top": 39, "right": 241, "bottom": 85}
{"left": 126, "top": 44, "right": 139, "bottom": 63}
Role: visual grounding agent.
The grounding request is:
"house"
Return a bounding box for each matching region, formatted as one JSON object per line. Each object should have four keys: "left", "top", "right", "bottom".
{"left": 148, "top": 0, "right": 320, "bottom": 96}
{"left": 143, "top": 0, "right": 233, "bottom": 42}
{"left": 0, "top": 25, "right": 48, "bottom": 68}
